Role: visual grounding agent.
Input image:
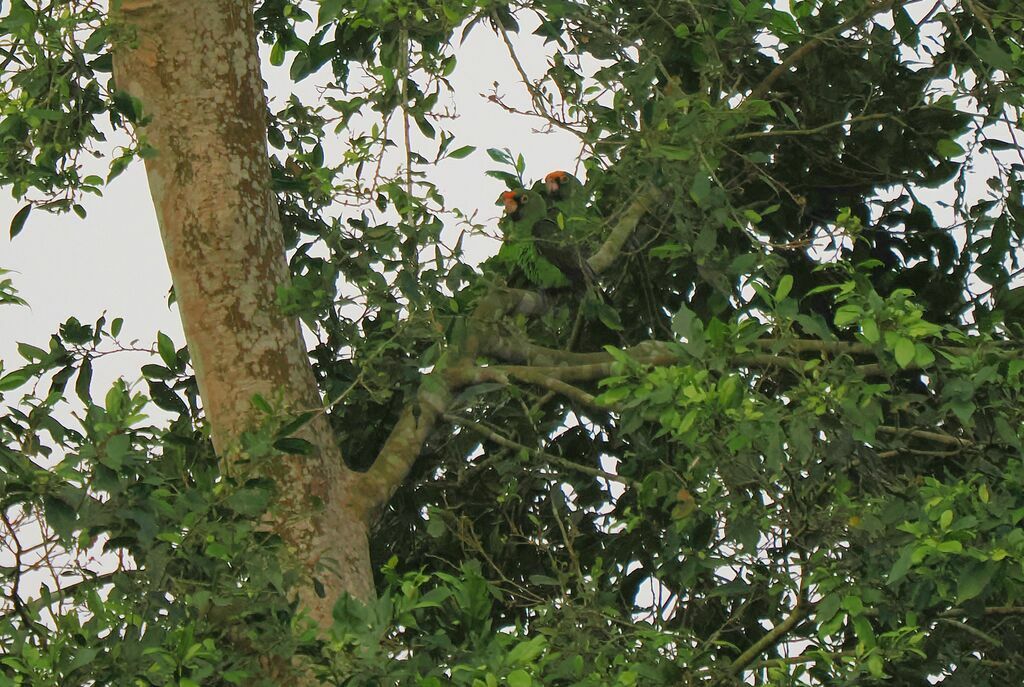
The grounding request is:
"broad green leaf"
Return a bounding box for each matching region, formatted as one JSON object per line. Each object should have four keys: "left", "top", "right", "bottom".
{"left": 774, "top": 274, "right": 793, "bottom": 302}
{"left": 956, "top": 562, "right": 996, "bottom": 603}
{"left": 157, "top": 331, "right": 176, "bottom": 368}
{"left": 0, "top": 369, "right": 30, "bottom": 391}
{"left": 861, "top": 318, "right": 880, "bottom": 343}
{"left": 893, "top": 337, "right": 915, "bottom": 368}
{"left": 9, "top": 204, "right": 30, "bottom": 239}
{"left": 935, "top": 139, "right": 965, "bottom": 159}
{"left": 507, "top": 669, "right": 532, "bottom": 687}
{"left": 447, "top": 145, "right": 475, "bottom": 159}
{"left": 834, "top": 305, "right": 861, "bottom": 327}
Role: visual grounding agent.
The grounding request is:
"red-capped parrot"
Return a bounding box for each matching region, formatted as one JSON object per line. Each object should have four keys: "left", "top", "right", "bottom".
{"left": 498, "top": 188, "right": 595, "bottom": 289}
{"left": 543, "top": 170, "right": 583, "bottom": 202}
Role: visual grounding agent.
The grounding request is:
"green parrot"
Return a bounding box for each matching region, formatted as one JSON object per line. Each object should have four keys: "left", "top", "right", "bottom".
{"left": 543, "top": 169, "right": 583, "bottom": 203}
{"left": 530, "top": 169, "right": 585, "bottom": 219}
{"left": 498, "top": 188, "right": 595, "bottom": 289}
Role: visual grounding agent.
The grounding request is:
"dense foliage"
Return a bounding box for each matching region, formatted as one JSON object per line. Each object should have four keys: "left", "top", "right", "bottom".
{"left": 3, "top": 0, "right": 1024, "bottom": 684}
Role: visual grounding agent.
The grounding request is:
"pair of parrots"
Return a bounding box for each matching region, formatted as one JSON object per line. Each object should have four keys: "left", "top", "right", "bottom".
{"left": 496, "top": 170, "right": 595, "bottom": 289}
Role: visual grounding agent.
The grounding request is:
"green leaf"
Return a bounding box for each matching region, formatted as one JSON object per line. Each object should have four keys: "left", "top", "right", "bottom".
{"left": 653, "top": 144, "right": 694, "bottom": 161}
{"left": 596, "top": 301, "right": 623, "bottom": 331}
{"left": 0, "top": 369, "right": 30, "bottom": 391}
{"left": 887, "top": 545, "right": 915, "bottom": 585}
{"left": 17, "top": 343, "right": 47, "bottom": 361}
{"left": 975, "top": 39, "right": 1016, "bottom": 72}
{"left": 318, "top": 0, "right": 344, "bottom": 25}
{"left": 978, "top": 482, "right": 990, "bottom": 503}
{"left": 157, "top": 331, "right": 176, "bottom": 368}
{"left": 141, "top": 364, "right": 174, "bottom": 380}
{"left": 226, "top": 487, "right": 272, "bottom": 516}
{"left": 111, "top": 317, "right": 123, "bottom": 337}
{"left": 66, "top": 648, "right": 99, "bottom": 673}
{"left": 957, "top": 561, "right": 996, "bottom": 603}
{"left": 251, "top": 394, "right": 273, "bottom": 414}
{"left": 75, "top": 357, "right": 93, "bottom": 402}
{"left": 270, "top": 42, "right": 285, "bottom": 66}
{"left": 447, "top": 145, "right": 475, "bottom": 159}
{"left": 672, "top": 304, "right": 703, "bottom": 342}
{"left": 147, "top": 380, "right": 188, "bottom": 415}
{"left": 275, "top": 411, "right": 317, "bottom": 438}
{"left": 935, "top": 139, "right": 965, "bottom": 159}
{"left": 774, "top": 274, "right": 793, "bottom": 302}
{"left": 815, "top": 593, "right": 841, "bottom": 624}
{"left": 528, "top": 574, "right": 562, "bottom": 586}
{"left": 507, "top": 670, "right": 532, "bottom": 687}
{"left": 861, "top": 318, "right": 880, "bottom": 343}
{"left": 834, "top": 305, "right": 861, "bottom": 327}
{"left": 9, "top": 204, "right": 31, "bottom": 239}
{"left": 595, "top": 386, "right": 631, "bottom": 406}
{"left": 273, "top": 437, "right": 315, "bottom": 455}
{"left": 913, "top": 343, "right": 935, "bottom": 368}
{"left": 44, "top": 496, "right": 77, "bottom": 539}
{"left": 867, "top": 654, "right": 884, "bottom": 678}
{"left": 486, "top": 147, "right": 513, "bottom": 165}
{"left": 103, "top": 434, "right": 130, "bottom": 470}
{"left": 893, "top": 337, "right": 915, "bottom": 368}
{"left": 841, "top": 594, "right": 865, "bottom": 616}
{"left": 507, "top": 636, "right": 546, "bottom": 665}
{"left": 689, "top": 175, "right": 711, "bottom": 205}
{"left": 426, "top": 517, "right": 446, "bottom": 538}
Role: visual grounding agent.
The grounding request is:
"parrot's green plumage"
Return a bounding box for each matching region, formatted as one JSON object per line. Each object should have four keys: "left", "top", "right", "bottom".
{"left": 497, "top": 188, "right": 595, "bottom": 289}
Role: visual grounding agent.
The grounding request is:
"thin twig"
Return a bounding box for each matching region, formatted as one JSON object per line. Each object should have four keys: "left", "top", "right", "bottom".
{"left": 444, "top": 412, "right": 634, "bottom": 486}
{"left": 746, "top": 0, "right": 902, "bottom": 102}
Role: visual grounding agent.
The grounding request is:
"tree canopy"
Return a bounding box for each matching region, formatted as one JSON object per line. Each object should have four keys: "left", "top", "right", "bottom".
{"left": 2, "top": 0, "right": 1024, "bottom": 685}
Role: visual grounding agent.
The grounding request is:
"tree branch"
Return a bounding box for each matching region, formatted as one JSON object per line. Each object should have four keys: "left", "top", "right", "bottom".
{"left": 445, "top": 365, "right": 599, "bottom": 408}
{"left": 729, "top": 113, "right": 900, "bottom": 141}
{"left": 358, "top": 286, "right": 551, "bottom": 517}
{"left": 746, "top": 0, "right": 901, "bottom": 103}
{"left": 727, "top": 603, "right": 808, "bottom": 675}
{"left": 354, "top": 378, "right": 452, "bottom": 520}
{"left": 587, "top": 185, "right": 667, "bottom": 274}
{"left": 444, "top": 413, "right": 634, "bottom": 486}
{"left": 876, "top": 425, "right": 973, "bottom": 448}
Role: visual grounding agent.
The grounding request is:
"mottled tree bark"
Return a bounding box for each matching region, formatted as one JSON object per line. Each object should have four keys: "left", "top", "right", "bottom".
{"left": 110, "top": 0, "right": 373, "bottom": 626}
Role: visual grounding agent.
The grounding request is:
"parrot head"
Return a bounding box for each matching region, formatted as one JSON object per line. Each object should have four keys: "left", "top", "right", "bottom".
{"left": 497, "top": 189, "right": 542, "bottom": 222}
{"left": 543, "top": 170, "right": 581, "bottom": 201}
{"left": 544, "top": 170, "right": 569, "bottom": 194}
{"left": 498, "top": 190, "right": 521, "bottom": 218}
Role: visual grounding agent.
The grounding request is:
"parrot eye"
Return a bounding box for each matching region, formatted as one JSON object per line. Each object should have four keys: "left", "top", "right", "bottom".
{"left": 519, "top": 193, "right": 529, "bottom": 204}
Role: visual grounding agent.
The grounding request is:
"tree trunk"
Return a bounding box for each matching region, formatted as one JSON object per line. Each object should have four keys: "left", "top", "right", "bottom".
{"left": 110, "top": 0, "right": 373, "bottom": 627}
